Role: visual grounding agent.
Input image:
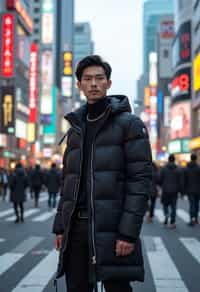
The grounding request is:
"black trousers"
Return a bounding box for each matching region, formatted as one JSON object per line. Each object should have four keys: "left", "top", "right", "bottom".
{"left": 64, "top": 219, "right": 132, "bottom": 292}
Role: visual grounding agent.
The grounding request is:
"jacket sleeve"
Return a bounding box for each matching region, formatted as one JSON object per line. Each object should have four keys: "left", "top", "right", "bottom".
{"left": 118, "top": 116, "right": 152, "bottom": 241}
{"left": 52, "top": 146, "right": 68, "bottom": 235}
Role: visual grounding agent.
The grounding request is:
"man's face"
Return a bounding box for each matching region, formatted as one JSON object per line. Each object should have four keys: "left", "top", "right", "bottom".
{"left": 77, "top": 66, "right": 112, "bottom": 104}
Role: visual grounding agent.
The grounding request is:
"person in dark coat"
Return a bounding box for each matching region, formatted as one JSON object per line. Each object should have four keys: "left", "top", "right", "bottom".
{"left": 184, "top": 153, "right": 200, "bottom": 226}
{"left": 159, "top": 154, "right": 181, "bottom": 228}
{"left": 31, "top": 164, "right": 44, "bottom": 207}
{"left": 46, "top": 163, "right": 61, "bottom": 208}
{"left": 146, "top": 162, "right": 159, "bottom": 222}
{"left": 9, "top": 163, "right": 28, "bottom": 223}
{"left": 52, "top": 55, "right": 152, "bottom": 292}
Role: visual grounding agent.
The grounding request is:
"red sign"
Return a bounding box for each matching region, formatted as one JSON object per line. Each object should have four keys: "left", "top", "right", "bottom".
{"left": 160, "top": 21, "right": 174, "bottom": 39}
{"left": 6, "top": 0, "right": 33, "bottom": 31}
{"left": 1, "top": 13, "right": 15, "bottom": 78}
{"left": 29, "top": 43, "right": 38, "bottom": 123}
{"left": 171, "top": 73, "right": 190, "bottom": 97}
{"left": 18, "top": 138, "right": 27, "bottom": 149}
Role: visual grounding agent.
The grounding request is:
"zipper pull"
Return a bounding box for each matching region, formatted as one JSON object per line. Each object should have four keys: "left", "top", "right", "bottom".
{"left": 92, "top": 256, "right": 96, "bottom": 264}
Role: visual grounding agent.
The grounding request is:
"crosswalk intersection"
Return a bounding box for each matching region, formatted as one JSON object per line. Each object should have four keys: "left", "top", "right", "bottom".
{"left": 0, "top": 193, "right": 199, "bottom": 292}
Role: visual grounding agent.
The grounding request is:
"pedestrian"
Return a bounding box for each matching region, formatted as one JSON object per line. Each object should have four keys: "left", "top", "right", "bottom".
{"left": 146, "top": 162, "right": 159, "bottom": 222}
{"left": 9, "top": 163, "right": 28, "bottom": 223}
{"left": 184, "top": 153, "right": 200, "bottom": 226}
{"left": 31, "top": 164, "right": 44, "bottom": 208}
{"left": 159, "top": 154, "right": 181, "bottom": 229}
{"left": 52, "top": 55, "right": 152, "bottom": 292}
{"left": 46, "top": 163, "right": 61, "bottom": 209}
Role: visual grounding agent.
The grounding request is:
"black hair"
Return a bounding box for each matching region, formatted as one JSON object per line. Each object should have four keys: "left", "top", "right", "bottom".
{"left": 191, "top": 153, "right": 197, "bottom": 161}
{"left": 168, "top": 154, "right": 175, "bottom": 162}
{"left": 75, "top": 55, "right": 112, "bottom": 81}
{"left": 51, "top": 163, "right": 56, "bottom": 168}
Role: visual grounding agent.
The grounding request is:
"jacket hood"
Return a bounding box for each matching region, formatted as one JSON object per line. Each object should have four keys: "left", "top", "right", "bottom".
{"left": 64, "top": 95, "right": 131, "bottom": 127}
{"left": 166, "top": 162, "right": 177, "bottom": 169}
{"left": 15, "top": 168, "right": 25, "bottom": 176}
{"left": 187, "top": 161, "right": 197, "bottom": 168}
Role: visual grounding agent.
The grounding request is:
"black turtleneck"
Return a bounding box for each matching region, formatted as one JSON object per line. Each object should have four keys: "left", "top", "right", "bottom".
{"left": 77, "top": 97, "right": 109, "bottom": 209}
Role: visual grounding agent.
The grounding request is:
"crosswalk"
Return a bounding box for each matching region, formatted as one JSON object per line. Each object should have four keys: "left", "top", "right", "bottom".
{"left": 0, "top": 234, "right": 200, "bottom": 292}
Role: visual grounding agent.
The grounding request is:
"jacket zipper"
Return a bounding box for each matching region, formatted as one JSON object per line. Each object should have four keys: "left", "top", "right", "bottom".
{"left": 91, "top": 141, "right": 97, "bottom": 265}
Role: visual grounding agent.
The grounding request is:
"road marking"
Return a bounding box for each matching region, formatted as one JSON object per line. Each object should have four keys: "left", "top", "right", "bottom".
{"left": 144, "top": 236, "right": 189, "bottom": 291}
{"left": 177, "top": 209, "right": 190, "bottom": 223}
{"left": 0, "top": 209, "right": 14, "bottom": 218}
{"left": 6, "top": 209, "right": 40, "bottom": 222}
{"left": 39, "top": 195, "right": 48, "bottom": 203}
{"left": 180, "top": 238, "right": 200, "bottom": 264}
{"left": 0, "top": 236, "right": 43, "bottom": 276}
{"left": 11, "top": 250, "right": 58, "bottom": 292}
{"left": 0, "top": 238, "right": 6, "bottom": 243}
{"left": 32, "top": 210, "right": 56, "bottom": 222}
{"left": 154, "top": 209, "right": 165, "bottom": 223}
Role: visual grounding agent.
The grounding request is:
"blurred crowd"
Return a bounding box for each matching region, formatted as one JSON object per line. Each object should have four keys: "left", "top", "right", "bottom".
{"left": 146, "top": 153, "right": 200, "bottom": 228}
{"left": 0, "top": 154, "right": 200, "bottom": 228}
{"left": 0, "top": 163, "right": 61, "bottom": 223}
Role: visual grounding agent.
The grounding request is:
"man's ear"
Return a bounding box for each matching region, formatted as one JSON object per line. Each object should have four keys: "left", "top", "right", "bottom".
{"left": 107, "top": 80, "right": 112, "bottom": 89}
{"left": 77, "top": 81, "right": 81, "bottom": 90}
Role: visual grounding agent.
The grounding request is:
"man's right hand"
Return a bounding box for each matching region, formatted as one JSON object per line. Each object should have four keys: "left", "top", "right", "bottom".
{"left": 54, "top": 235, "right": 63, "bottom": 251}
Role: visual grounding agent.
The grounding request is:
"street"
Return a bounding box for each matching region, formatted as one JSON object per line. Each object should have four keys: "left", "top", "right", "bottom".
{"left": 0, "top": 192, "right": 199, "bottom": 292}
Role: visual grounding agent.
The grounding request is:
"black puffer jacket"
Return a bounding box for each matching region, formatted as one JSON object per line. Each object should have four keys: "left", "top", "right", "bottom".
{"left": 184, "top": 161, "right": 200, "bottom": 196}
{"left": 52, "top": 95, "right": 152, "bottom": 282}
{"left": 159, "top": 162, "right": 181, "bottom": 197}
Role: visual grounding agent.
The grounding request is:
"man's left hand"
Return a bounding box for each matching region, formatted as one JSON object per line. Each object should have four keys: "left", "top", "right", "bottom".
{"left": 115, "top": 240, "right": 135, "bottom": 256}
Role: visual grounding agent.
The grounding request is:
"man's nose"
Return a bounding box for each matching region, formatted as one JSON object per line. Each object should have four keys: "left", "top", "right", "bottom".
{"left": 91, "top": 78, "right": 97, "bottom": 86}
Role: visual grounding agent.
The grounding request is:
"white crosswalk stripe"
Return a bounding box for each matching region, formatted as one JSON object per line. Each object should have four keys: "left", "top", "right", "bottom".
{"left": 0, "top": 238, "right": 6, "bottom": 243}
{"left": 32, "top": 210, "right": 56, "bottom": 222}
{"left": 0, "top": 208, "right": 14, "bottom": 218}
{"left": 180, "top": 238, "right": 200, "bottom": 264}
{"left": 0, "top": 237, "right": 43, "bottom": 276}
{"left": 154, "top": 209, "right": 165, "bottom": 223}
{"left": 144, "top": 236, "right": 189, "bottom": 291}
{"left": 6, "top": 209, "right": 40, "bottom": 222}
{"left": 177, "top": 209, "right": 190, "bottom": 223}
{"left": 11, "top": 250, "right": 58, "bottom": 292}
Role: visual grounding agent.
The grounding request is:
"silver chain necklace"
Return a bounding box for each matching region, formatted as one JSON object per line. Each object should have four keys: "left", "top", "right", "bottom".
{"left": 86, "top": 107, "right": 108, "bottom": 122}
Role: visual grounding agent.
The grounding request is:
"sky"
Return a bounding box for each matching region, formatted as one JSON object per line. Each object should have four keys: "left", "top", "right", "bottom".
{"left": 75, "top": 0, "right": 143, "bottom": 105}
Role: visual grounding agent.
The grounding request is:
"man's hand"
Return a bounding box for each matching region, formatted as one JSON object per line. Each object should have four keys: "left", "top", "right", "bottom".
{"left": 54, "top": 235, "right": 63, "bottom": 251}
{"left": 115, "top": 240, "right": 135, "bottom": 256}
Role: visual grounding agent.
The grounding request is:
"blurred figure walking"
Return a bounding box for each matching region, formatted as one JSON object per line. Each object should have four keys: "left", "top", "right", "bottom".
{"left": 9, "top": 163, "right": 28, "bottom": 223}
{"left": 159, "top": 155, "right": 181, "bottom": 229}
{"left": 46, "top": 163, "right": 61, "bottom": 209}
{"left": 146, "top": 162, "right": 159, "bottom": 222}
{"left": 184, "top": 153, "right": 200, "bottom": 226}
{"left": 0, "top": 168, "right": 8, "bottom": 200}
{"left": 31, "top": 164, "right": 44, "bottom": 208}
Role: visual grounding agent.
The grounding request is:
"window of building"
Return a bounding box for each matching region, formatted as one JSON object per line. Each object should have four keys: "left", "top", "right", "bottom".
{"left": 34, "top": 28, "right": 39, "bottom": 34}
{"left": 34, "top": 18, "right": 39, "bottom": 23}
{"left": 163, "top": 49, "right": 169, "bottom": 58}
{"left": 34, "top": 7, "right": 39, "bottom": 13}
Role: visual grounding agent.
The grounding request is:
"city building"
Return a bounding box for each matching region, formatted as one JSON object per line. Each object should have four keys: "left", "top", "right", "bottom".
{"left": 143, "top": 0, "right": 174, "bottom": 74}
{"left": 74, "top": 22, "right": 94, "bottom": 103}
{"left": 189, "top": 0, "right": 200, "bottom": 156}
{"left": 168, "top": 0, "right": 193, "bottom": 163}
{"left": 30, "top": 0, "right": 41, "bottom": 44}
{"left": 0, "top": 0, "right": 34, "bottom": 167}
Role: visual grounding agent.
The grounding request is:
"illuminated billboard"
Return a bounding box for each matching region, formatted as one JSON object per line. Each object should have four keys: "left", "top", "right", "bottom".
{"left": 0, "top": 13, "right": 15, "bottom": 78}
{"left": 172, "top": 21, "right": 191, "bottom": 68}
{"left": 160, "top": 20, "right": 174, "bottom": 39}
{"left": 0, "top": 86, "right": 15, "bottom": 134}
{"left": 193, "top": 53, "right": 200, "bottom": 93}
{"left": 170, "top": 101, "right": 191, "bottom": 140}
{"left": 41, "top": 0, "right": 53, "bottom": 45}
{"left": 171, "top": 67, "right": 191, "bottom": 101}
{"left": 29, "top": 43, "right": 38, "bottom": 123}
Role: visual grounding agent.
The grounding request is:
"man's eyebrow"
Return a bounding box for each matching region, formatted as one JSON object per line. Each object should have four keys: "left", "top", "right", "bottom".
{"left": 82, "top": 74, "right": 106, "bottom": 77}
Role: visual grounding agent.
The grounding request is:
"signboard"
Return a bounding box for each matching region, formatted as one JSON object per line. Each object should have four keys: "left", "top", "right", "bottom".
{"left": 171, "top": 67, "right": 191, "bottom": 100}
{"left": 160, "top": 20, "right": 174, "bottom": 39}
{"left": 193, "top": 53, "right": 200, "bottom": 93}
{"left": 168, "top": 139, "right": 190, "bottom": 154}
{"left": 6, "top": 0, "right": 33, "bottom": 32}
{"left": 29, "top": 43, "right": 38, "bottom": 123}
{"left": 172, "top": 21, "right": 191, "bottom": 68}
{"left": 0, "top": 13, "right": 15, "bottom": 78}
{"left": 62, "top": 51, "right": 72, "bottom": 76}
{"left": 0, "top": 86, "right": 15, "bottom": 134}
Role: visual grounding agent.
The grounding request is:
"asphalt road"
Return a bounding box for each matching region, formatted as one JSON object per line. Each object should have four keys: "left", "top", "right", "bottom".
{"left": 0, "top": 192, "right": 199, "bottom": 292}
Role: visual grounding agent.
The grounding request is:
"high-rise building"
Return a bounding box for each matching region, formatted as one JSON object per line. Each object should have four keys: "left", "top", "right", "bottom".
{"left": 74, "top": 22, "right": 94, "bottom": 103}
{"left": 30, "top": 0, "right": 41, "bottom": 44}
{"left": 143, "top": 0, "right": 174, "bottom": 73}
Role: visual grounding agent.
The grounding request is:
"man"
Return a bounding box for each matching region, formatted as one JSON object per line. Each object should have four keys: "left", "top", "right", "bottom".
{"left": 159, "top": 154, "right": 181, "bottom": 229}
{"left": 31, "top": 164, "right": 44, "bottom": 208}
{"left": 52, "top": 55, "right": 152, "bottom": 292}
{"left": 184, "top": 153, "right": 200, "bottom": 226}
{"left": 45, "top": 163, "right": 61, "bottom": 209}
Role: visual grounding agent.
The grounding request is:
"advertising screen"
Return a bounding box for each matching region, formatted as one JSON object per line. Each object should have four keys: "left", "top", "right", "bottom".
{"left": 172, "top": 21, "right": 191, "bottom": 68}
{"left": 0, "top": 86, "right": 15, "bottom": 134}
{"left": 170, "top": 101, "right": 191, "bottom": 140}
{"left": 193, "top": 53, "right": 200, "bottom": 93}
{"left": 171, "top": 67, "right": 191, "bottom": 101}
